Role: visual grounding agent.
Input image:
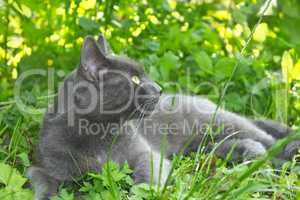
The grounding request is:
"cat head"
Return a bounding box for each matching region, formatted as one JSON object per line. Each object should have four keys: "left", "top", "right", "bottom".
{"left": 72, "top": 35, "right": 161, "bottom": 121}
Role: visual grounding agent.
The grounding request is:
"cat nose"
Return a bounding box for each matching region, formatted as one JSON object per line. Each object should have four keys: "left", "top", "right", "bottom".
{"left": 139, "top": 81, "right": 162, "bottom": 97}
{"left": 153, "top": 82, "right": 162, "bottom": 95}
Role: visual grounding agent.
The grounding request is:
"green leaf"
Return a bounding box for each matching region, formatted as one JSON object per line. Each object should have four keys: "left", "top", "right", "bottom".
{"left": 159, "top": 51, "right": 179, "bottom": 79}
{"left": 0, "top": 188, "right": 33, "bottom": 200}
{"left": 214, "top": 58, "right": 236, "bottom": 80}
{"left": 225, "top": 93, "right": 245, "bottom": 112}
{"left": 131, "top": 183, "right": 154, "bottom": 199}
{"left": 192, "top": 50, "right": 213, "bottom": 74}
{"left": 145, "top": 40, "right": 160, "bottom": 52}
{"left": 79, "top": 17, "right": 98, "bottom": 31}
{"left": 51, "top": 189, "right": 74, "bottom": 200}
{"left": 18, "top": 152, "right": 31, "bottom": 167}
{"left": 0, "top": 163, "right": 27, "bottom": 189}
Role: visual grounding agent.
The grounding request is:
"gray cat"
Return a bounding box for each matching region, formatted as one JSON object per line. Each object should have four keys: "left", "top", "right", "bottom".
{"left": 28, "top": 35, "right": 299, "bottom": 200}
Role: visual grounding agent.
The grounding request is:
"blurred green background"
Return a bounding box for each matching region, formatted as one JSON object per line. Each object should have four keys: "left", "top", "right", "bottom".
{"left": 0, "top": 0, "right": 300, "bottom": 199}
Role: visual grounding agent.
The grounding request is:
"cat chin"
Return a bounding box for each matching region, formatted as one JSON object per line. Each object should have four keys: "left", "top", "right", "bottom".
{"left": 128, "top": 108, "right": 156, "bottom": 120}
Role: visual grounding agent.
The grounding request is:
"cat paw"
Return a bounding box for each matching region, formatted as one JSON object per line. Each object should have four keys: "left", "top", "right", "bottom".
{"left": 152, "top": 159, "right": 171, "bottom": 187}
{"left": 282, "top": 140, "right": 300, "bottom": 161}
{"left": 27, "top": 166, "right": 59, "bottom": 200}
{"left": 242, "top": 140, "right": 266, "bottom": 160}
{"left": 216, "top": 138, "right": 267, "bottom": 162}
{"left": 253, "top": 119, "right": 293, "bottom": 139}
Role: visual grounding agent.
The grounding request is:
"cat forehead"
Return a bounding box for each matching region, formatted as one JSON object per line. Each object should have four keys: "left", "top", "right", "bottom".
{"left": 107, "top": 55, "right": 143, "bottom": 72}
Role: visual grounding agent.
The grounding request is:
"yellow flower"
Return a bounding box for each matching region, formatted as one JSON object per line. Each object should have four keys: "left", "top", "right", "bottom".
{"left": 148, "top": 15, "right": 159, "bottom": 24}
{"left": 171, "top": 11, "right": 184, "bottom": 22}
{"left": 79, "top": 0, "right": 96, "bottom": 10}
{"left": 58, "top": 38, "right": 66, "bottom": 46}
{"left": 76, "top": 37, "right": 84, "bottom": 45}
{"left": 253, "top": 23, "right": 269, "bottom": 42}
{"left": 213, "top": 10, "right": 232, "bottom": 21}
{"left": 168, "top": 0, "right": 177, "bottom": 10}
{"left": 7, "top": 36, "right": 24, "bottom": 48}
{"left": 132, "top": 28, "right": 142, "bottom": 37}
{"left": 180, "top": 22, "right": 189, "bottom": 32}
{"left": 48, "top": 59, "right": 54, "bottom": 66}
{"left": 281, "top": 51, "right": 293, "bottom": 83}
{"left": 233, "top": 24, "right": 243, "bottom": 37}
{"left": 292, "top": 59, "right": 300, "bottom": 80}
{"left": 50, "top": 33, "right": 60, "bottom": 42}
{"left": 12, "top": 68, "right": 18, "bottom": 79}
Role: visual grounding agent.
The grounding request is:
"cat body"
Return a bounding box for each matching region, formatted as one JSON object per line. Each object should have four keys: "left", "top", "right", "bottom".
{"left": 28, "top": 35, "right": 297, "bottom": 200}
{"left": 136, "top": 94, "right": 277, "bottom": 159}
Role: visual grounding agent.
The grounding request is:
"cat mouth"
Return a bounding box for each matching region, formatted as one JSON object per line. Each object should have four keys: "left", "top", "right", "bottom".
{"left": 133, "top": 97, "right": 160, "bottom": 117}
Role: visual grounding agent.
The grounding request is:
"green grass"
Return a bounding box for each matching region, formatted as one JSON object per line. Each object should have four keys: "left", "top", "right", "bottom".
{"left": 51, "top": 134, "right": 300, "bottom": 200}
{"left": 0, "top": 104, "right": 299, "bottom": 200}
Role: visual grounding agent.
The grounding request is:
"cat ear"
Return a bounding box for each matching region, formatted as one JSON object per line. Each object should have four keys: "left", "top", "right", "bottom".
{"left": 80, "top": 36, "right": 108, "bottom": 79}
{"left": 97, "top": 34, "right": 113, "bottom": 55}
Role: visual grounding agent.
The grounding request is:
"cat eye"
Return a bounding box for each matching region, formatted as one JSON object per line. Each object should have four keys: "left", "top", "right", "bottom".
{"left": 131, "top": 75, "right": 141, "bottom": 85}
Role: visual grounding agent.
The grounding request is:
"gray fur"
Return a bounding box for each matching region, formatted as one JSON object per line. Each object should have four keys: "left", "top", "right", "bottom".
{"left": 28, "top": 35, "right": 299, "bottom": 200}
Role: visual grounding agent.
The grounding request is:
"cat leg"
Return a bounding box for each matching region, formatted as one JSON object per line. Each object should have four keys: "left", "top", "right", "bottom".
{"left": 151, "top": 151, "right": 171, "bottom": 186}
{"left": 28, "top": 150, "right": 86, "bottom": 200}
{"left": 27, "top": 166, "right": 60, "bottom": 200}
{"left": 218, "top": 112, "right": 276, "bottom": 148}
{"left": 279, "top": 140, "right": 300, "bottom": 160}
{"left": 215, "top": 138, "right": 267, "bottom": 162}
{"left": 253, "top": 120, "right": 300, "bottom": 161}
{"left": 126, "top": 136, "right": 171, "bottom": 186}
{"left": 252, "top": 119, "right": 292, "bottom": 139}
{"left": 132, "top": 150, "right": 171, "bottom": 186}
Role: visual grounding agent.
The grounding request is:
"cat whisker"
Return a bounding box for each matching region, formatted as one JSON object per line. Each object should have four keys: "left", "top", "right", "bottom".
{"left": 134, "top": 102, "right": 152, "bottom": 131}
